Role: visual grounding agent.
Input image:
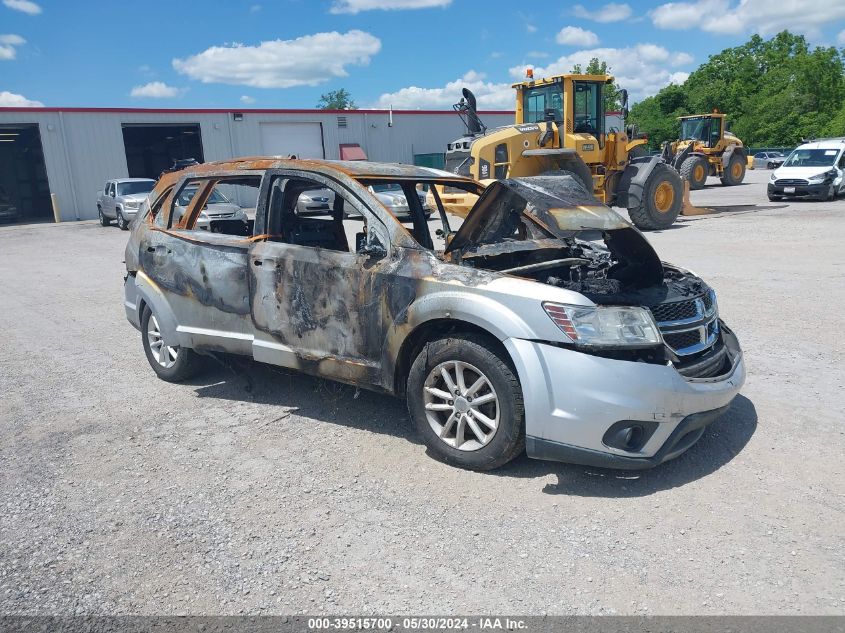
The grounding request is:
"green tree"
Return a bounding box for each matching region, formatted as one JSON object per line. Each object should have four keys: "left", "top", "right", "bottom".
{"left": 317, "top": 88, "right": 357, "bottom": 110}
{"left": 628, "top": 31, "right": 845, "bottom": 148}
{"left": 572, "top": 58, "right": 622, "bottom": 112}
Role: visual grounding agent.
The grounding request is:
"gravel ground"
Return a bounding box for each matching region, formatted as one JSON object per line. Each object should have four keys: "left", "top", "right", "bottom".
{"left": 1, "top": 168, "right": 843, "bottom": 615}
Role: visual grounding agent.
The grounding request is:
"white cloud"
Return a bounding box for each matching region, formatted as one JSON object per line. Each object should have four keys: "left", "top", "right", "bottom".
{"left": 650, "top": 0, "right": 845, "bottom": 38}
{"left": 512, "top": 44, "right": 695, "bottom": 101}
{"left": 526, "top": 50, "right": 550, "bottom": 58}
{"left": 375, "top": 70, "right": 513, "bottom": 110}
{"left": 330, "top": 0, "right": 451, "bottom": 14}
{"left": 0, "top": 33, "right": 25, "bottom": 60}
{"left": 572, "top": 3, "right": 632, "bottom": 22}
{"left": 525, "top": 23, "right": 538, "bottom": 33}
{"left": 173, "top": 30, "right": 381, "bottom": 89}
{"left": 130, "top": 81, "right": 185, "bottom": 98}
{"left": 0, "top": 90, "right": 43, "bottom": 106}
{"left": 556, "top": 26, "right": 599, "bottom": 47}
{"left": 838, "top": 29, "right": 845, "bottom": 45}
{"left": 240, "top": 95, "right": 256, "bottom": 104}
{"left": 2, "top": 0, "right": 41, "bottom": 14}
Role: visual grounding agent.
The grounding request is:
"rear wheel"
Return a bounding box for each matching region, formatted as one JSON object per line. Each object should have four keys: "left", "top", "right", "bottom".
{"left": 98, "top": 206, "right": 109, "bottom": 227}
{"left": 679, "top": 155, "right": 708, "bottom": 190}
{"left": 627, "top": 162, "right": 682, "bottom": 230}
{"left": 140, "top": 305, "right": 204, "bottom": 382}
{"left": 407, "top": 334, "right": 524, "bottom": 471}
{"left": 720, "top": 154, "right": 746, "bottom": 186}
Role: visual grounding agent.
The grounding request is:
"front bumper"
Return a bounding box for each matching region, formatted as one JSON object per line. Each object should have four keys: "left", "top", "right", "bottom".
{"left": 505, "top": 326, "right": 745, "bottom": 469}
{"left": 768, "top": 182, "right": 829, "bottom": 198}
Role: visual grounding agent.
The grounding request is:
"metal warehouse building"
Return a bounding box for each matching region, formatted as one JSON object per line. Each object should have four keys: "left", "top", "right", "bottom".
{"left": 0, "top": 107, "right": 514, "bottom": 224}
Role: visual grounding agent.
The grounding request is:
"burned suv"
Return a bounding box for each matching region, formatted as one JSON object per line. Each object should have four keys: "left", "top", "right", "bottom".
{"left": 124, "top": 158, "right": 744, "bottom": 471}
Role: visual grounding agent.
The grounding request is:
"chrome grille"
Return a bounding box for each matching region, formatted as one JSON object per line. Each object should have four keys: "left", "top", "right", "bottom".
{"left": 774, "top": 178, "right": 808, "bottom": 186}
{"left": 651, "top": 289, "right": 719, "bottom": 356}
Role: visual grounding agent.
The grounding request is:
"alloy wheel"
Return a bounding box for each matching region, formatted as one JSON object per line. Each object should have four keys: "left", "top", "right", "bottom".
{"left": 423, "top": 360, "right": 500, "bottom": 451}
{"left": 146, "top": 314, "right": 178, "bottom": 368}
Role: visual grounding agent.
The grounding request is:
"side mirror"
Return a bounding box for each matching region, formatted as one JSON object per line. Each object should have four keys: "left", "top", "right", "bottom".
{"left": 620, "top": 89, "right": 629, "bottom": 120}
{"left": 356, "top": 233, "right": 387, "bottom": 259}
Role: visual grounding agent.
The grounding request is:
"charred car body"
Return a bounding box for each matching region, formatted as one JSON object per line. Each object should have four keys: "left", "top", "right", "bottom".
{"left": 124, "top": 158, "right": 744, "bottom": 471}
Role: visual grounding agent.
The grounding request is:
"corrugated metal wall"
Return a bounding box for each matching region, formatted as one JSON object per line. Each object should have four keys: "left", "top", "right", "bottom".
{"left": 0, "top": 109, "right": 514, "bottom": 221}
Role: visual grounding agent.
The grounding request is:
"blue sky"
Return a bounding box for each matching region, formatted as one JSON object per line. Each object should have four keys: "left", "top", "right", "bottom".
{"left": 2, "top": 0, "right": 845, "bottom": 110}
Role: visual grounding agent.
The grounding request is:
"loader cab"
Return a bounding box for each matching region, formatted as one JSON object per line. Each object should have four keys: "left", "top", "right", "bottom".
{"left": 679, "top": 114, "right": 725, "bottom": 151}
{"left": 514, "top": 74, "right": 609, "bottom": 163}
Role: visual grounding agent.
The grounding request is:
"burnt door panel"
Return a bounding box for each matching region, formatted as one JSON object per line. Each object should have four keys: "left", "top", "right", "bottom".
{"left": 248, "top": 241, "right": 388, "bottom": 388}
{"left": 138, "top": 229, "right": 253, "bottom": 355}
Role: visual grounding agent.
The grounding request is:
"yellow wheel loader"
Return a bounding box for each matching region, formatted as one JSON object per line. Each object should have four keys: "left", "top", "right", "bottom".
{"left": 439, "top": 72, "right": 683, "bottom": 230}
{"left": 664, "top": 112, "right": 747, "bottom": 190}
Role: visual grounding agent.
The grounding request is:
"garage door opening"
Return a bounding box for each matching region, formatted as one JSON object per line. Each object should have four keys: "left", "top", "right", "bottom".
{"left": 122, "top": 124, "right": 204, "bottom": 179}
{"left": 0, "top": 124, "right": 52, "bottom": 225}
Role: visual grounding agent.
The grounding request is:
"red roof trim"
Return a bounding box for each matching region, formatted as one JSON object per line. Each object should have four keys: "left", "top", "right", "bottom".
{"left": 0, "top": 107, "right": 515, "bottom": 116}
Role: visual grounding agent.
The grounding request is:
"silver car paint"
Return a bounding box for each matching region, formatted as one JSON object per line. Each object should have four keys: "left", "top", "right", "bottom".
{"left": 125, "top": 160, "right": 744, "bottom": 465}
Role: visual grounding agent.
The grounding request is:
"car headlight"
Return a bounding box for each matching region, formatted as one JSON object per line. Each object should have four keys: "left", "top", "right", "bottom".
{"left": 808, "top": 169, "right": 837, "bottom": 184}
{"left": 125, "top": 200, "right": 140, "bottom": 209}
{"left": 543, "top": 302, "right": 662, "bottom": 347}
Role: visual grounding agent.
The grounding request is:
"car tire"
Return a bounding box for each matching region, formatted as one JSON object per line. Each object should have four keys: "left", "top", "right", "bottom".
{"left": 116, "top": 210, "right": 129, "bottom": 231}
{"left": 679, "top": 155, "right": 708, "bottom": 190}
{"left": 720, "top": 154, "right": 746, "bottom": 186}
{"left": 823, "top": 185, "right": 835, "bottom": 202}
{"left": 98, "top": 206, "right": 109, "bottom": 227}
{"left": 407, "top": 334, "right": 525, "bottom": 471}
{"left": 627, "top": 162, "right": 682, "bottom": 231}
{"left": 140, "top": 305, "right": 204, "bottom": 383}
{"left": 767, "top": 162, "right": 775, "bottom": 170}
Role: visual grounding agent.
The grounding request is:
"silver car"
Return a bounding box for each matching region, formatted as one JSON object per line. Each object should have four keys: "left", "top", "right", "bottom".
{"left": 173, "top": 184, "right": 248, "bottom": 231}
{"left": 98, "top": 178, "right": 155, "bottom": 230}
{"left": 124, "top": 159, "right": 744, "bottom": 471}
{"left": 753, "top": 152, "right": 786, "bottom": 170}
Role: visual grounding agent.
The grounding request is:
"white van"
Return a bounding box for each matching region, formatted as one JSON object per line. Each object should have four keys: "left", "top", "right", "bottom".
{"left": 768, "top": 138, "right": 845, "bottom": 201}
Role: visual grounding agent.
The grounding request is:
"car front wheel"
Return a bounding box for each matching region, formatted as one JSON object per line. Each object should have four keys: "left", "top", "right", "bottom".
{"left": 407, "top": 334, "right": 525, "bottom": 471}
{"left": 140, "top": 305, "right": 204, "bottom": 382}
{"left": 116, "top": 209, "right": 129, "bottom": 230}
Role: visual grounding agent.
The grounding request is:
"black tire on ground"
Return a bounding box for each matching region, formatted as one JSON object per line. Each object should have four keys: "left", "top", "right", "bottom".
{"left": 543, "top": 157, "right": 594, "bottom": 196}
{"left": 627, "top": 162, "right": 683, "bottom": 231}
{"left": 679, "top": 154, "right": 709, "bottom": 190}
{"left": 767, "top": 162, "right": 775, "bottom": 169}
{"left": 98, "top": 206, "right": 109, "bottom": 227}
{"left": 720, "top": 154, "right": 746, "bottom": 186}
{"left": 140, "top": 305, "right": 205, "bottom": 383}
{"left": 116, "top": 210, "right": 129, "bottom": 231}
{"left": 407, "top": 334, "right": 525, "bottom": 471}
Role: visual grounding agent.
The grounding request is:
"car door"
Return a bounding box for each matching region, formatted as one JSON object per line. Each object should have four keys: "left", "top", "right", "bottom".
{"left": 104, "top": 182, "right": 116, "bottom": 218}
{"left": 137, "top": 172, "right": 262, "bottom": 356}
{"left": 838, "top": 152, "right": 845, "bottom": 193}
{"left": 248, "top": 169, "right": 395, "bottom": 389}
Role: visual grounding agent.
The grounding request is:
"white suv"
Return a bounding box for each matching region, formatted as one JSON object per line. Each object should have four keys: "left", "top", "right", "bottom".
{"left": 768, "top": 138, "right": 845, "bottom": 201}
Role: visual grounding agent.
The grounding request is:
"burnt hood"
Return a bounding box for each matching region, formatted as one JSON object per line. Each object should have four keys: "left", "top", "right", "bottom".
{"left": 444, "top": 175, "right": 632, "bottom": 255}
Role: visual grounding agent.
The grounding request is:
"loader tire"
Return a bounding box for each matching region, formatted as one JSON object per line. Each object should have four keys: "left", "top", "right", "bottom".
{"left": 679, "top": 155, "right": 709, "bottom": 190}
{"left": 721, "top": 154, "right": 746, "bottom": 186}
{"left": 627, "top": 145, "right": 648, "bottom": 159}
{"left": 542, "top": 159, "right": 594, "bottom": 197}
{"left": 627, "top": 162, "right": 682, "bottom": 231}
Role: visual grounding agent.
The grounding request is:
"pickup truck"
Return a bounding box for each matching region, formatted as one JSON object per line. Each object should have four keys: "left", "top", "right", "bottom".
{"left": 97, "top": 178, "right": 155, "bottom": 230}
